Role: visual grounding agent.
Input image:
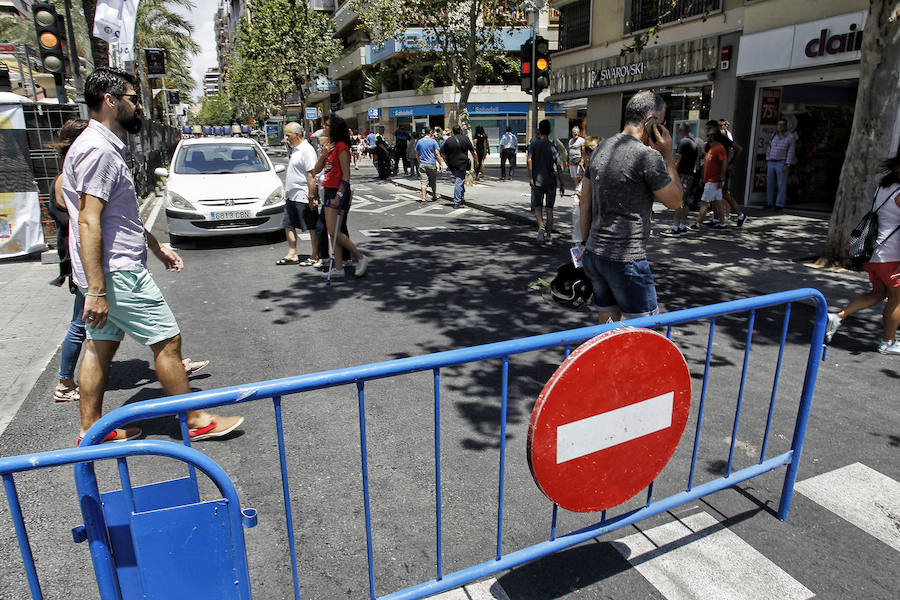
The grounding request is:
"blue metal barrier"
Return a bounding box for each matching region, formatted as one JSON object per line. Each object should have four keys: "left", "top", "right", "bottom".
{"left": 4, "top": 289, "right": 826, "bottom": 599}
{"left": 0, "top": 441, "right": 257, "bottom": 600}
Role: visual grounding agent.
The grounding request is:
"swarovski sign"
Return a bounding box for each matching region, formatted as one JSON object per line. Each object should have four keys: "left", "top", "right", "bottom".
{"left": 597, "top": 61, "right": 645, "bottom": 83}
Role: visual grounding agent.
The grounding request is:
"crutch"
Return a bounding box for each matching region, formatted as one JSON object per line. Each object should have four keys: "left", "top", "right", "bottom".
{"left": 327, "top": 182, "right": 350, "bottom": 286}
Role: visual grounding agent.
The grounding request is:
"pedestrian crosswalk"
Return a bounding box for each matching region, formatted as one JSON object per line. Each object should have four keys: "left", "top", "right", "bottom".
{"left": 441, "top": 462, "right": 899, "bottom": 600}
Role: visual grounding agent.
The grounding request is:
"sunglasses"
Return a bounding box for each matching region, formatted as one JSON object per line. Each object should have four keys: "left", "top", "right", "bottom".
{"left": 117, "top": 93, "right": 141, "bottom": 104}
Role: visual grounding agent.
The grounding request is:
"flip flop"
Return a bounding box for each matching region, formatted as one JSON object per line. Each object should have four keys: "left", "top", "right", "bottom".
{"left": 298, "top": 258, "right": 317, "bottom": 266}
{"left": 276, "top": 257, "right": 300, "bottom": 265}
{"left": 54, "top": 387, "right": 80, "bottom": 402}
{"left": 183, "top": 359, "right": 209, "bottom": 375}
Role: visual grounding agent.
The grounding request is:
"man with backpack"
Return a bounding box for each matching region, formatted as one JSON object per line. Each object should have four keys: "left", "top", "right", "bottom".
{"left": 440, "top": 126, "right": 479, "bottom": 208}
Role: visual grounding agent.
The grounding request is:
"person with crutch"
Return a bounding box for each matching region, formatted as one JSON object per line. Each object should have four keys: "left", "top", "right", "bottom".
{"left": 314, "top": 114, "right": 369, "bottom": 279}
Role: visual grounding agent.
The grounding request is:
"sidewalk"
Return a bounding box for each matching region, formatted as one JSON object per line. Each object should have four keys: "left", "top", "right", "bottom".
{"left": 388, "top": 162, "right": 869, "bottom": 308}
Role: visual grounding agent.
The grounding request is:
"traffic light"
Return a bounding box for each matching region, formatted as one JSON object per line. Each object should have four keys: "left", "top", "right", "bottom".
{"left": 32, "top": 2, "right": 66, "bottom": 75}
{"left": 169, "top": 90, "right": 180, "bottom": 105}
{"left": 520, "top": 40, "right": 532, "bottom": 93}
{"left": 534, "top": 36, "right": 550, "bottom": 92}
{"left": 329, "top": 91, "right": 342, "bottom": 111}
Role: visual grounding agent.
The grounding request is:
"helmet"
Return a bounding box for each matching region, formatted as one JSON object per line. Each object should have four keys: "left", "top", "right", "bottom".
{"left": 550, "top": 262, "right": 593, "bottom": 308}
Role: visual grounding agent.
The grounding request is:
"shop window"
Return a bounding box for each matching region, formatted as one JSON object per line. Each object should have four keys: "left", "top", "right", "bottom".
{"left": 625, "top": 0, "right": 722, "bottom": 34}
{"left": 559, "top": 0, "right": 590, "bottom": 51}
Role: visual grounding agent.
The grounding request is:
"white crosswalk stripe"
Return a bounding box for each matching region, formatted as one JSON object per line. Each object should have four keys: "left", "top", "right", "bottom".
{"left": 795, "top": 462, "right": 900, "bottom": 552}
{"left": 612, "top": 511, "right": 814, "bottom": 600}
{"left": 432, "top": 578, "right": 510, "bottom": 600}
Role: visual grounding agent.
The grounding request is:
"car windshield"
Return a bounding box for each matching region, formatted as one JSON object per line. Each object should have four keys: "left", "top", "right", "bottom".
{"left": 173, "top": 143, "right": 270, "bottom": 174}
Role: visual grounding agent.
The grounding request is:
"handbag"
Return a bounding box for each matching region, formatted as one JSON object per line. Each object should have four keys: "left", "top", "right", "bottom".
{"left": 846, "top": 185, "right": 900, "bottom": 261}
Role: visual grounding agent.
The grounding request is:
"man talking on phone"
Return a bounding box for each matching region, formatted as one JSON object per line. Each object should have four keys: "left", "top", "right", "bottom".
{"left": 577, "top": 91, "right": 683, "bottom": 323}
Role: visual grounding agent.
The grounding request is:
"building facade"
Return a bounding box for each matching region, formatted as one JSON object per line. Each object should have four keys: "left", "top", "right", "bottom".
{"left": 547, "top": 0, "right": 868, "bottom": 212}
{"left": 326, "top": 1, "right": 567, "bottom": 150}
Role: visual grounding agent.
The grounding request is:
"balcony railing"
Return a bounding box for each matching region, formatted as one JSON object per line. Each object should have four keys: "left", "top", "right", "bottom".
{"left": 625, "top": 0, "right": 722, "bottom": 34}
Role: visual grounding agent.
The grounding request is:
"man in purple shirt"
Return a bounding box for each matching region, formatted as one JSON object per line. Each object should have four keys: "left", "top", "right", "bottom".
{"left": 64, "top": 68, "right": 243, "bottom": 443}
{"left": 765, "top": 118, "right": 796, "bottom": 210}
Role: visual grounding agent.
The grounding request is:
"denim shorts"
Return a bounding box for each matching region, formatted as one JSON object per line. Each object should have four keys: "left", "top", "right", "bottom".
{"left": 531, "top": 185, "right": 557, "bottom": 210}
{"left": 323, "top": 186, "right": 352, "bottom": 210}
{"left": 82, "top": 270, "right": 180, "bottom": 345}
{"left": 581, "top": 252, "right": 659, "bottom": 319}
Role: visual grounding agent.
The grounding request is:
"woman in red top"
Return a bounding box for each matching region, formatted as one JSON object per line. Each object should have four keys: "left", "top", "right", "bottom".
{"left": 314, "top": 115, "right": 368, "bottom": 277}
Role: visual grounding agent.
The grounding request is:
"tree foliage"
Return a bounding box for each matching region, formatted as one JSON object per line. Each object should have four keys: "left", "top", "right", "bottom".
{"left": 226, "top": 0, "right": 341, "bottom": 120}
{"left": 190, "top": 96, "right": 237, "bottom": 126}
{"left": 351, "top": 0, "right": 523, "bottom": 132}
{"left": 134, "top": 0, "right": 200, "bottom": 101}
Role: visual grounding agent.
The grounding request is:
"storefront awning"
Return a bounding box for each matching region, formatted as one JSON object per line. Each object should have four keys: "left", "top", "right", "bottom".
{"left": 388, "top": 104, "right": 445, "bottom": 117}
{"left": 547, "top": 72, "right": 715, "bottom": 103}
{"left": 467, "top": 102, "right": 530, "bottom": 115}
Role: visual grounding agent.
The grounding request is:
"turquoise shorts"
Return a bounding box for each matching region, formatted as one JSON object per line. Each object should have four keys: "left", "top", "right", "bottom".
{"left": 83, "top": 270, "right": 180, "bottom": 345}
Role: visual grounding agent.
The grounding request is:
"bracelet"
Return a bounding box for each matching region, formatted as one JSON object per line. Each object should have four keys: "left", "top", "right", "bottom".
{"left": 85, "top": 292, "right": 106, "bottom": 297}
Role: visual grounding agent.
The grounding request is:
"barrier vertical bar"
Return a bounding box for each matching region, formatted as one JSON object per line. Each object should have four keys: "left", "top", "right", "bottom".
{"left": 549, "top": 504, "right": 558, "bottom": 541}
{"left": 778, "top": 294, "right": 827, "bottom": 520}
{"left": 273, "top": 395, "right": 302, "bottom": 600}
{"left": 726, "top": 310, "right": 756, "bottom": 476}
{"left": 115, "top": 459, "right": 136, "bottom": 515}
{"left": 496, "top": 356, "right": 509, "bottom": 560}
{"left": 645, "top": 482, "right": 654, "bottom": 507}
{"left": 358, "top": 382, "right": 377, "bottom": 600}
{"left": 761, "top": 304, "right": 791, "bottom": 462}
{"left": 3, "top": 474, "right": 43, "bottom": 600}
{"left": 688, "top": 318, "right": 716, "bottom": 491}
{"left": 176, "top": 412, "right": 198, "bottom": 489}
{"left": 433, "top": 369, "right": 443, "bottom": 580}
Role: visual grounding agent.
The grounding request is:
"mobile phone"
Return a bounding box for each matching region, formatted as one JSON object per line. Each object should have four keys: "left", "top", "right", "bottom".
{"left": 645, "top": 116, "right": 658, "bottom": 143}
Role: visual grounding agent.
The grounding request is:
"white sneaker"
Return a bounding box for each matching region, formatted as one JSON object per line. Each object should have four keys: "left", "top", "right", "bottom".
{"left": 824, "top": 313, "right": 842, "bottom": 344}
{"left": 354, "top": 256, "right": 369, "bottom": 277}
{"left": 536, "top": 227, "right": 546, "bottom": 244}
{"left": 321, "top": 267, "right": 345, "bottom": 277}
{"left": 877, "top": 340, "right": 900, "bottom": 355}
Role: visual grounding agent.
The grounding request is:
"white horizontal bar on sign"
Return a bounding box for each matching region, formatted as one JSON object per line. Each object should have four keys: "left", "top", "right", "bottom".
{"left": 556, "top": 392, "right": 674, "bottom": 464}
{"left": 796, "top": 462, "right": 900, "bottom": 552}
{"left": 613, "top": 511, "right": 814, "bottom": 600}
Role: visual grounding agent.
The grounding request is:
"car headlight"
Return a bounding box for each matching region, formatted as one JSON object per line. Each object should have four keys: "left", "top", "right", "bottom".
{"left": 166, "top": 190, "right": 195, "bottom": 211}
{"left": 263, "top": 187, "right": 284, "bottom": 206}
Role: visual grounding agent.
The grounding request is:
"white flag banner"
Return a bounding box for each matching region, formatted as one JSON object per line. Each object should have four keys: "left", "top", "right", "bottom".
{"left": 93, "top": 0, "right": 125, "bottom": 44}
{"left": 117, "top": 0, "right": 139, "bottom": 64}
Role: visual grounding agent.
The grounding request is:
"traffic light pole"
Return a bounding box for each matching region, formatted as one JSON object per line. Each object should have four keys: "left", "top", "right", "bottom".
{"left": 62, "top": 0, "right": 83, "bottom": 102}
{"left": 531, "top": 6, "right": 538, "bottom": 142}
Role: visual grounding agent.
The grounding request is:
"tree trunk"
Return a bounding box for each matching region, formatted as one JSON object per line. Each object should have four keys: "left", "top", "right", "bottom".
{"left": 80, "top": 0, "right": 109, "bottom": 69}
{"left": 822, "top": 0, "right": 899, "bottom": 265}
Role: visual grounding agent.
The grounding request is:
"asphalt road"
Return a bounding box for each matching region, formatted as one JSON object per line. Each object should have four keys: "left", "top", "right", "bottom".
{"left": 0, "top": 156, "right": 897, "bottom": 600}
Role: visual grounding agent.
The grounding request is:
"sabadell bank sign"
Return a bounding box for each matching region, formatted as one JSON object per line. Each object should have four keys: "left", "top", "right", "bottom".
{"left": 736, "top": 11, "right": 867, "bottom": 76}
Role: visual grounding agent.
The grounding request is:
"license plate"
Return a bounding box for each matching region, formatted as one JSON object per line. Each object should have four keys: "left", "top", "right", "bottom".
{"left": 209, "top": 210, "right": 251, "bottom": 220}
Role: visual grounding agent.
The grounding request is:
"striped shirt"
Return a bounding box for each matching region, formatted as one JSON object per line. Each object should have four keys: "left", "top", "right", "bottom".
{"left": 766, "top": 132, "right": 796, "bottom": 165}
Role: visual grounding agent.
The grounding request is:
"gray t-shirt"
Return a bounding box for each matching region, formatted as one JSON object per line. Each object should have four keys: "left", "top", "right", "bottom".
{"left": 585, "top": 134, "right": 671, "bottom": 261}
{"left": 568, "top": 136, "right": 585, "bottom": 164}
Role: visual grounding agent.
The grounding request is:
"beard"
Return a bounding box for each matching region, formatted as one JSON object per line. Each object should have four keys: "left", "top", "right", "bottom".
{"left": 117, "top": 105, "right": 143, "bottom": 134}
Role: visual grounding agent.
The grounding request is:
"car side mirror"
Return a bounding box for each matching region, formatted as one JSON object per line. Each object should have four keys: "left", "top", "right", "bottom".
{"left": 274, "top": 164, "right": 286, "bottom": 174}
{"left": 154, "top": 167, "right": 169, "bottom": 178}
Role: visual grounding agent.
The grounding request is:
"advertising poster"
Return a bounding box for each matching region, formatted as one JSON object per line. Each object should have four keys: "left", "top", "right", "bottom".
{"left": 0, "top": 103, "right": 45, "bottom": 258}
{"left": 752, "top": 88, "right": 782, "bottom": 193}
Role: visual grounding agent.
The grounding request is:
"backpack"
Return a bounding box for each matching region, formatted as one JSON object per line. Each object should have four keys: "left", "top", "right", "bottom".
{"left": 550, "top": 262, "right": 593, "bottom": 308}
{"left": 846, "top": 185, "right": 900, "bottom": 262}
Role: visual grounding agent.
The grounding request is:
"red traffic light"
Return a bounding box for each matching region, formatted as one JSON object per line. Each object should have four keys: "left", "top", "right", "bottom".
{"left": 522, "top": 62, "right": 530, "bottom": 75}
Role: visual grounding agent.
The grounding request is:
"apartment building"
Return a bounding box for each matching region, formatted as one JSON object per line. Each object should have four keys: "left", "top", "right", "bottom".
{"left": 327, "top": 1, "right": 569, "bottom": 149}
{"left": 204, "top": 68, "right": 221, "bottom": 99}
{"left": 548, "top": 0, "right": 868, "bottom": 212}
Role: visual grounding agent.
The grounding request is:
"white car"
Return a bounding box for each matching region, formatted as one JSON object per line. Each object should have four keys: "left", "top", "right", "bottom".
{"left": 156, "top": 138, "right": 286, "bottom": 239}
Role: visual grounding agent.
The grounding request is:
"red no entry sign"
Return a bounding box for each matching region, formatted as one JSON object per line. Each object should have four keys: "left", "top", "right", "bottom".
{"left": 527, "top": 328, "right": 691, "bottom": 512}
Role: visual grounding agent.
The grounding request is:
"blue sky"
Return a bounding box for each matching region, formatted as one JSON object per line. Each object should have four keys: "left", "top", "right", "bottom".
{"left": 176, "top": 0, "right": 219, "bottom": 98}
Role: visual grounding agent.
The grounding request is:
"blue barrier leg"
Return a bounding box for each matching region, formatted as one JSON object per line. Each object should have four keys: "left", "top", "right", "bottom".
{"left": 761, "top": 304, "right": 791, "bottom": 462}
{"left": 273, "top": 395, "right": 302, "bottom": 600}
{"left": 727, "top": 310, "right": 756, "bottom": 476}
{"left": 3, "top": 474, "right": 43, "bottom": 600}
{"left": 433, "top": 368, "right": 443, "bottom": 581}
{"left": 778, "top": 292, "right": 827, "bottom": 520}
{"left": 357, "top": 382, "right": 377, "bottom": 600}
{"left": 496, "top": 356, "right": 509, "bottom": 561}
{"left": 688, "top": 318, "right": 716, "bottom": 491}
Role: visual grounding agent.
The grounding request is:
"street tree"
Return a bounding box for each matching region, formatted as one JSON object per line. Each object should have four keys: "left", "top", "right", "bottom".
{"left": 351, "top": 0, "right": 522, "bottom": 134}
{"left": 226, "top": 0, "right": 341, "bottom": 120}
{"left": 191, "top": 96, "right": 236, "bottom": 127}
